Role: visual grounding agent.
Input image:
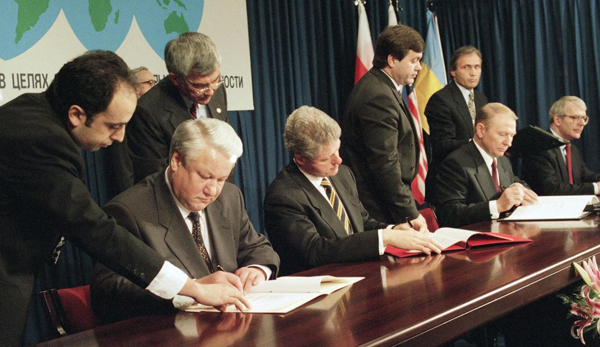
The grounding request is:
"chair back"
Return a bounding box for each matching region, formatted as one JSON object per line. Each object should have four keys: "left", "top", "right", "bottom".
{"left": 40, "top": 284, "right": 100, "bottom": 336}
{"left": 419, "top": 207, "right": 439, "bottom": 232}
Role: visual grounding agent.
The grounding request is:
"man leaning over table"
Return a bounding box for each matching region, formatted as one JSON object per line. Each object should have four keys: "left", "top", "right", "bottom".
{"left": 521, "top": 96, "right": 600, "bottom": 196}
{"left": 264, "top": 106, "right": 441, "bottom": 275}
{"left": 92, "top": 118, "right": 279, "bottom": 324}
{"left": 0, "top": 51, "right": 247, "bottom": 347}
{"left": 429, "top": 103, "right": 538, "bottom": 228}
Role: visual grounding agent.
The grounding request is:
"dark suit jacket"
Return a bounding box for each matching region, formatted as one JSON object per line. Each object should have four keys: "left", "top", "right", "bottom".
{"left": 264, "top": 163, "right": 387, "bottom": 275}
{"left": 92, "top": 171, "right": 279, "bottom": 323}
{"left": 521, "top": 145, "right": 600, "bottom": 195}
{"left": 340, "top": 68, "right": 420, "bottom": 224}
{"left": 425, "top": 82, "right": 488, "bottom": 199}
{"left": 0, "top": 93, "right": 165, "bottom": 346}
{"left": 429, "top": 142, "right": 523, "bottom": 228}
{"left": 126, "top": 78, "right": 228, "bottom": 183}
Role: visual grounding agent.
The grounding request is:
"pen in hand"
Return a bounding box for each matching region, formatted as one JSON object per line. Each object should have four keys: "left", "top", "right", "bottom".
{"left": 406, "top": 217, "right": 414, "bottom": 229}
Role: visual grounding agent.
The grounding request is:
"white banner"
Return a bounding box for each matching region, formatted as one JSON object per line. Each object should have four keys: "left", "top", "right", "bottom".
{"left": 0, "top": 0, "right": 253, "bottom": 111}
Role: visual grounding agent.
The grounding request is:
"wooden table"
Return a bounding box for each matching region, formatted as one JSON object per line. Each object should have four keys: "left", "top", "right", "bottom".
{"left": 36, "top": 215, "right": 600, "bottom": 346}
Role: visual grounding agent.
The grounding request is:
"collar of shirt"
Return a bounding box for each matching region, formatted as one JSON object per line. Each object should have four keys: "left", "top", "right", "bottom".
{"left": 165, "top": 168, "right": 203, "bottom": 233}
{"left": 294, "top": 160, "right": 330, "bottom": 200}
{"left": 550, "top": 128, "right": 568, "bottom": 156}
{"left": 473, "top": 140, "right": 495, "bottom": 176}
{"left": 380, "top": 69, "right": 404, "bottom": 93}
{"left": 455, "top": 82, "right": 474, "bottom": 106}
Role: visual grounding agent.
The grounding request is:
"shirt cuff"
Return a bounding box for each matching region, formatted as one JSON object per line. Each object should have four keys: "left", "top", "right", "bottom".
{"left": 249, "top": 265, "right": 273, "bottom": 280}
{"left": 594, "top": 183, "right": 599, "bottom": 195}
{"left": 489, "top": 201, "right": 500, "bottom": 219}
{"left": 146, "top": 261, "right": 188, "bottom": 300}
{"left": 378, "top": 229, "right": 385, "bottom": 255}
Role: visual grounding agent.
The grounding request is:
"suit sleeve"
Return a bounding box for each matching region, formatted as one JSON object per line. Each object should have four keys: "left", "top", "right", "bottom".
{"left": 357, "top": 91, "right": 419, "bottom": 221}
{"left": 264, "top": 190, "right": 380, "bottom": 271}
{"left": 228, "top": 186, "right": 280, "bottom": 277}
{"left": 431, "top": 157, "right": 492, "bottom": 227}
{"left": 522, "top": 151, "right": 595, "bottom": 195}
{"left": 91, "top": 201, "right": 174, "bottom": 324}
{"left": 127, "top": 104, "right": 170, "bottom": 183}
{"left": 426, "top": 93, "right": 470, "bottom": 162}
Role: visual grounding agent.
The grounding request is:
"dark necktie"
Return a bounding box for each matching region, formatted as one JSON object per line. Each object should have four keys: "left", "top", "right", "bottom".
{"left": 321, "top": 178, "right": 353, "bottom": 235}
{"left": 190, "top": 102, "right": 199, "bottom": 119}
{"left": 491, "top": 159, "right": 501, "bottom": 193}
{"left": 566, "top": 144, "right": 574, "bottom": 184}
{"left": 188, "top": 212, "right": 215, "bottom": 273}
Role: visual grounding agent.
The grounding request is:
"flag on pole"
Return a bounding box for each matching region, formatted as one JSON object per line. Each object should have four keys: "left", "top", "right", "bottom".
{"left": 387, "top": 1, "right": 398, "bottom": 26}
{"left": 354, "top": 1, "right": 373, "bottom": 84}
{"left": 413, "top": 10, "right": 447, "bottom": 135}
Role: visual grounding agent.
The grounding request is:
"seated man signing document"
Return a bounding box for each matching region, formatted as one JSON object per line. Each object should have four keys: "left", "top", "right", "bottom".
{"left": 429, "top": 103, "right": 538, "bottom": 227}
{"left": 92, "top": 119, "right": 279, "bottom": 323}
{"left": 264, "top": 106, "right": 441, "bottom": 275}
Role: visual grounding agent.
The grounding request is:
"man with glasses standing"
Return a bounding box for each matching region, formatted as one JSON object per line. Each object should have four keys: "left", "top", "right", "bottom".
{"left": 126, "top": 32, "right": 228, "bottom": 183}
{"left": 522, "top": 96, "right": 600, "bottom": 195}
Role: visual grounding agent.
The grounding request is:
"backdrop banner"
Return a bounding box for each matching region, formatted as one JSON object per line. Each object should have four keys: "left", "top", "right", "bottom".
{"left": 0, "top": 0, "right": 253, "bottom": 110}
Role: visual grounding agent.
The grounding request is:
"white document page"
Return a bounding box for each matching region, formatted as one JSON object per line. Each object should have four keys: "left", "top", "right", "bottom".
{"left": 500, "top": 195, "right": 598, "bottom": 221}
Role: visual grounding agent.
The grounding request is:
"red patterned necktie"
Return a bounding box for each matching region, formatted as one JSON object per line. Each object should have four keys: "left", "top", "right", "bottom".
{"left": 566, "top": 144, "right": 574, "bottom": 184}
{"left": 491, "top": 159, "right": 501, "bottom": 193}
{"left": 190, "top": 102, "right": 199, "bottom": 119}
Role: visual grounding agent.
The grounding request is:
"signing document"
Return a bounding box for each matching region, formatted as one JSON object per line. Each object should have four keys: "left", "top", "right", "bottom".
{"left": 500, "top": 195, "right": 599, "bottom": 221}
{"left": 186, "top": 276, "right": 363, "bottom": 314}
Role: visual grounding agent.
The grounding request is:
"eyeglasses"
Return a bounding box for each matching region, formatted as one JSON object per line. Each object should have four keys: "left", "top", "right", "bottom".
{"left": 183, "top": 76, "right": 224, "bottom": 94}
{"left": 139, "top": 79, "right": 157, "bottom": 87}
{"left": 563, "top": 114, "right": 589, "bottom": 124}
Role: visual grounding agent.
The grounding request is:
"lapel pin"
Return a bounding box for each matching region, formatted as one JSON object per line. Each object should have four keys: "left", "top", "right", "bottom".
{"left": 216, "top": 108, "right": 222, "bottom": 113}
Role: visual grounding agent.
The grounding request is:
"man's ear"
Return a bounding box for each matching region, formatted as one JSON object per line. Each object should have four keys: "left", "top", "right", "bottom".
{"left": 67, "top": 105, "right": 86, "bottom": 128}
{"left": 294, "top": 153, "right": 307, "bottom": 167}
{"left": 450, "top": 69, "right": 456, "bottom": 78}
{"left": 475, "top": 122, "right": 485, "bottom": 139}
{"left": 168, "top": 72, "right": 180, "bottom": 86}
{"left": 170, "top": 150, "right": 183, "bottom": 170}
{"left": 552, "top": 114, "right": 561, "bottom": 126}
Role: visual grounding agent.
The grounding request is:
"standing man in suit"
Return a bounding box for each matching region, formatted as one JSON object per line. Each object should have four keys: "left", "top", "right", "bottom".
{"left": 429, "top": 103, "right": 537, "bottom": 227}
{"left": 127, "top": 32, "right": 228, "bottom": 183}
{"left": 0, "top": 51, "right": 247, "bottom": 347}
{"left": 521, "top": 96, "right": 600, "bottom": 195}
{"left": 341, "top": 24, "right": 428, "bottom": 229}
{"left": 425, "top": 46, "right": 489, "bottom": 195}
{"left": 92, "top": 118, "right": 279, "bottom": 323}
{"left": 264, "top": 106, "right": 441, "bottom": 275}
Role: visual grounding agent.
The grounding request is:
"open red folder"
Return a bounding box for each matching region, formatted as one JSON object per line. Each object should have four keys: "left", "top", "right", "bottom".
{"left": 385, "top": 227, "right": 533, "bottom": 258}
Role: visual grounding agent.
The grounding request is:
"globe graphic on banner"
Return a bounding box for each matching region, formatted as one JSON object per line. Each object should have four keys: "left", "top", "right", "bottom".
{"left": 0, "top": 0, "right": 204, "bottom": 61}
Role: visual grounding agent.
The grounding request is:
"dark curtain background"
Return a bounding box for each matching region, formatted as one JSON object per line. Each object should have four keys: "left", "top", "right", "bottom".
{"left": 25, "top": 0, "right": 600, "bottom": 344}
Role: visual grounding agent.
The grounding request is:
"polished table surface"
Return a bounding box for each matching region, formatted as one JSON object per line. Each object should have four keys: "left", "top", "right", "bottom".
{"left": 37, "top": 215, "right": 600, "bottom": 347}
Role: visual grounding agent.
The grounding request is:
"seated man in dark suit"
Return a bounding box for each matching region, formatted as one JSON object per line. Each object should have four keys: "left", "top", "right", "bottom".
{"left": 521, "top": 96, "right": 600, "bottom": 195}
{"left": 264, "top": 106, "right": 441, "bottom": 275}
{"left": 429, "top": 103, "right": 538, "bottom": 227}
{"left": 424, "top": 46, "right": 489, "bottom": 197}
{"left": 92, "top": 118, "right": 279, "bottom": 323}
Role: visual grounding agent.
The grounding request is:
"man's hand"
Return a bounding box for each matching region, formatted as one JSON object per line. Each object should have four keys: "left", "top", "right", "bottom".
{"left": 497, "top": 184, "right": 525, "bottom": 212}
{"left": 235, "top": 267, "right": 267, "bottom": 293}
{"left": 407, "top": 214, "right": 429, "bottom": 233}
{"left": 179, "top": 277, "right": 250, "bottom": 312}
{"left": 521, "top": 186, "right": 538, "bottom": 205}
{"left": 382, "top": 229, "right": 442, "bottom": 255}
{"left": 196, "top": 271, "right": 244, "bottom": 292}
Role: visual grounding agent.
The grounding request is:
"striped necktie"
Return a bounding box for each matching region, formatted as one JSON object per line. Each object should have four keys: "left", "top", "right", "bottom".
{"left": 321, "top": 178, "right": 353, "bottom": 235}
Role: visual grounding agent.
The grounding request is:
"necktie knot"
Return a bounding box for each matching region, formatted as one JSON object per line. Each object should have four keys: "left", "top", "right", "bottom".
{"left": 188, "top": 211, "right": 200, "bottom": 223}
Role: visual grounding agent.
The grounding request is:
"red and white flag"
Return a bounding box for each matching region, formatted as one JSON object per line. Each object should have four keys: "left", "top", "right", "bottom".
{"left": 354, "top": 1, "right": 373, "bottom": 84}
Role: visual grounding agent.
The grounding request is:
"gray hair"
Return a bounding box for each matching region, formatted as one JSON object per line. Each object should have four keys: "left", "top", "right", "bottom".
{"left": 284, "top": 106, "right": 341, "bottom": 160}
{"left": 549, "top": 96, "right": 587, "bottom": 123}
{"left": 164, "top": 32, "right": 221, "bottom": 77}
{"left": 130, "top": 66, "right": 149, "bottom": 83}
{"left": 170, "top": 119, "right": 242, "bottom": 166}
{"left": 475, "top": 102, "right": 518, "bottom": 127}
